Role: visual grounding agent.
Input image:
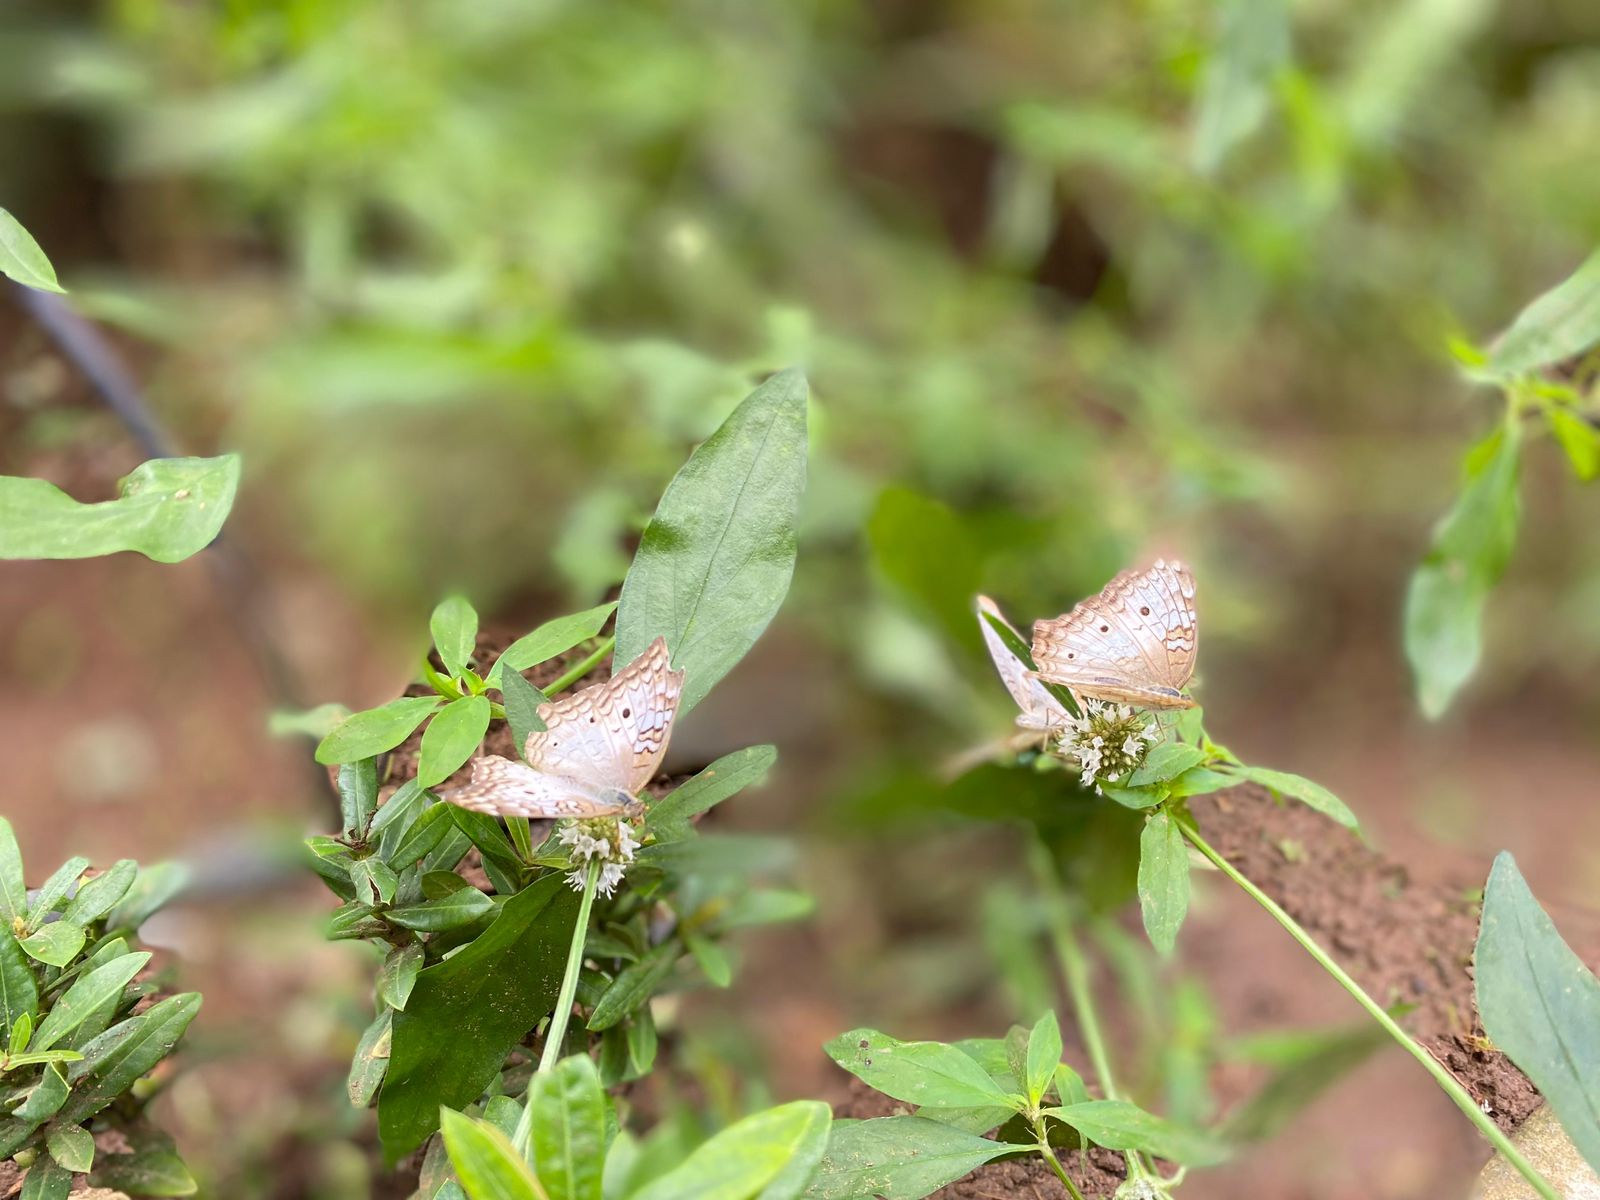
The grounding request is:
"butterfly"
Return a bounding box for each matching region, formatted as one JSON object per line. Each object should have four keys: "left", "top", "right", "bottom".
{"left": 976, "top": 596, "right": 1071, "bottom": 733}
{"left": 1030, "top": 559, "right": 1198, "bottom": 710}
{"left": 446, "top": 636, "right": 684, "bottom": 818}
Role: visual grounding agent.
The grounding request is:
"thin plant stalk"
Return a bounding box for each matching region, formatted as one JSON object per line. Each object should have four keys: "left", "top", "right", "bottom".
{"left": 1177, "top": 815, "right": 1559, "bottom": 1200}
{"left": 1035, "top": 1114, "right": 1088, "bottom": 1200}
{"left": 511, "top": 858, "right": 601, "bottom": 1159}
{"left": 546, "top": 637, "right": 616, "bottom": 697}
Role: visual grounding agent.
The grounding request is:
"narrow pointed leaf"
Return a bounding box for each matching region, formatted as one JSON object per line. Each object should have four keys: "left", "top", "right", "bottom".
{"left": 802, "top": 1116, "right": 1007, "bottom": 1200}
{"left": 824, "top": 1029, "right": 1017, "bottom": 1110}
{"left": 487, "top": 602, "right": 619, "bottom": 685}
{"left": 1138, "top": 808, "right": 1191, "bottom": 956}
{"left": 439, "top": 1109, "right": 543, "bottom": 1200}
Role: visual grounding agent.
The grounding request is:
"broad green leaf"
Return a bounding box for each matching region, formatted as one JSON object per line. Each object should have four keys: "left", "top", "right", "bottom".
{"left": 1099, "top": 784, "right": 1166, "bottom": 811}
{"left": 685, "top": 934, "right": 732, "bottom": 988}
{"left": 317, "top": 696, "right": 443, "bottom": 765}
{"left": 1405, "top": 427, "right": 1521, "bottom": 718}
{"left": 439, "top": 1109, "right": 543, "bottom": 1200}
{"left": 0, "top": 926, "right": 40, "bottom": 1041}
{"left": 417, "top": 696, "right": 492, "bottom": 788}
{"left": 447, "top": 808, "right": 523, "bottom": 873}
{"left": 1044, "top": 1100, "right": 1228, "bottom": 1166}
{"left": 390, "top": 802, "right": 456, "bottom": 866}
{"left": 1054, "top": 1062, "right": 1090, "bottom": 1107}
{"left": 1476, "top": 852, "right": 1600, "bottom": 1173}
{"left": 647, "top": 746, "right": 777, "bottom": 840}
{"left": 0, "top": 818, "right": 27, "bottom": 923}
{"left": 615, "top": 369, "right": 808, "bottom": 714}
{"left": 587, "top": 945, "right": 676, "bottom": 1032}
{"left": 1190, "top": 0, "right": 1290, "bottom": 174}
{"left": 348, "top": 1008, "right": 393, "bottom": 1109}
{"left": 483, "top": 1095, "right": 521, "bottom": 1139}
{"left": 0, "top": 455, "right": 240, "bottom": 563}
{"left": 385, "top": 886, "right": 495, "bottom": 932}
{"left": 61, "top": 992, "right": 201, "bottom": 1124}
{"left": 339, "top": 760, "right": 380, "bottom": 837}
{"left": 1226, "top": 765, "right": 1359, "bottom": 830}
{"left": 372, "top": 779, "right": 431, "bottom": 858}
{"left": 500, "top": 666, "right": 550, "bottom": 759}
{"left": 105, "top": 861, "right": 188, "bottom": 932}
{"left": 46, "top": 1123, "right": 94, "bottom": 1172}
{"left": 20, "top": 1154, "right": 69, "bottom": 1200}
{"left": 1128, "top": 743, "right": 1206, "bottom": 787}
{"left": 431, "top": 596, "right": 480, "bottom": 677}
{"left": 20, "top": 923, "right": 86, "bottom": 967}
{"left": 1024, "top": 1012, "right": 1062, "bottom": 1107}
{"left": 1488, "top": 249, "right": 1600, "bottom": 376}
{"left": 0, "top": 1117, "right": 42, "bottom": 1158}
{"left": 89, "top": 1146, "right": 198, "bottom": 1196}
{"left": 1138, "top": 809, "right": 1190, "bottom": 957}
{"left": 824, "top": 1029, "right": 1018, "bottom": 1110}
{"left": 1548, "top": 407, "right": 1600, "bottom": 482}
{"left": 58, "top": 859, "right": 137, "bottom": 927}
{"left": 0, "top": 208, "right": 66, "bottom": 292}
{"left": 378, "top": 943, "right": 425, "bottom": 1012}
{"left": 349, "top": 855, "right": 399, "bottom": 906}
{"left": 26, "top": 858, "right": 89, "bottom": 931}
{"left": 802, "top": 1116, "right": 1008, "bottom": 1200}
{"left": 627, "top": 1007, "right": 658, "bottom": 1077}
{"left": 867, "top": 487, "right": 982, "bottom": 649}
{"left": 633, "top": 1100, "right": 830, "bottom": 1200}
{"left": 14, "top": 1063, "right": 69, "bottom": 1123}
{"left": 530, "top": 1054, "right": 606, "bottom": 1200}
{"left": 31, "top": 952, "right": 149, "bottom": 1052}
{"left": 1167, "top": 766, "right": 1238, "bottom": 798}
{"left": 381, "top": 876, "right": 577, "bottom": 1157}
{"left": 487, "top": 602, "right": 619, "bottom": 685}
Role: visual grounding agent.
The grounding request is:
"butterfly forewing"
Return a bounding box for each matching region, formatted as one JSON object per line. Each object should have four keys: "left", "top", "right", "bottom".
{"left": 1031, "top": 559, "right": 1198, "bottom": 709}
{"left": 447, "top": 754, "right": 632, "bottom": 819}
{"left": 524, "top": 636, "right": 684, "bottom": 794}
{"left": 977, "top": 596, "right": 1069, "bottom": 731}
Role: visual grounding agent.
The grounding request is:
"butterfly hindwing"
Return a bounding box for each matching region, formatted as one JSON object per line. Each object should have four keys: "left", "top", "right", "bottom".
{"left": 447, "top": 754, "right": 631, "bottom": 819}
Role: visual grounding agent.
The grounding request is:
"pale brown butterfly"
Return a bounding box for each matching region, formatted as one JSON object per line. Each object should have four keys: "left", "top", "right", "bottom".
{"left": 1030, "top": 559, "right": 1198, "bottom": 710}
{"left": 976, "top": 595, "right": 1071, "bottom": 733}
{"left": 446, "top": 636, "right": 684, "bottom": 818}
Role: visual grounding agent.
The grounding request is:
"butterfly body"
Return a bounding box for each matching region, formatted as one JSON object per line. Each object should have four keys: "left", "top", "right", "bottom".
{"left": 1030, "top": 559, "right": 1198, "bottom": 711}
{"left": 446, "top": 636, "right": 683, "bottom": 819}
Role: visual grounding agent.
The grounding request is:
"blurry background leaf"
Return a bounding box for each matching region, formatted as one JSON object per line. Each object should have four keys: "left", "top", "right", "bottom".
{"left": 1191, "top": 0, "right": 1291, "bottom": 174}
{"left": 0, "top": 207, "right": 65, "bottom": 291}
{"left": 1488, "top": 250, "right": 1600, "bottom": 376}
{"left": 867, "top": 488, "right": 982, "bottom": 651}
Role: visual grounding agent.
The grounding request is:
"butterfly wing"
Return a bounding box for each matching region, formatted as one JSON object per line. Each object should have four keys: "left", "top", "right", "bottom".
{"left": 977, "top": 596, "right": 1069, "bottom": 731}
{"left": 524, "top": 636, "right": 684, "bottom": 794}
{"left": 1031, "top": 559, "right": 1198, "bottom": 709}
{"left": 446, "top": 755, "right": 632, "bottom": 818}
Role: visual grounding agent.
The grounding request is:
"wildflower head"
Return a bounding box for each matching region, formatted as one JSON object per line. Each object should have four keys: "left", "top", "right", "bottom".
{"left": 1056, "top": 698, "right": 1159, "bottom": 792}
{"left": 557, "top": 816, "right": 640, "bottom": 898}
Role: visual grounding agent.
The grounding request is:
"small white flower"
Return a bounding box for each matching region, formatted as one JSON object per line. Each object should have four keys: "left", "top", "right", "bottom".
{"left": 560, "top": 818, "right": 639, "bottom": 897}
{"left": 1056, "top": 698, "right": 1159, "bottom": 793}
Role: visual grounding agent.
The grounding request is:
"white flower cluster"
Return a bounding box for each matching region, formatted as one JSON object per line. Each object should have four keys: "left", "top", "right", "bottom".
{"left": 557, "top": 817, "right": 640, "bottom": 898}
{"left": 1057, "top": 698, "right": 1160, "bottom": 792}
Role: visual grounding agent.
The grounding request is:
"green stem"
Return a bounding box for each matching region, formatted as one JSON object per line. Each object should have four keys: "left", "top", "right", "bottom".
{"left": 545, "top": 637, "right": 615, "bottom": 697}
{"left": 1177, "top": 816, "right": 1559, "bottom": 1200}
{"left": 1035, "top": 1115, "right": 1087, "bottom": 1200}
{"left": 511, "top": 859, "right": 600, "bottom": 1159}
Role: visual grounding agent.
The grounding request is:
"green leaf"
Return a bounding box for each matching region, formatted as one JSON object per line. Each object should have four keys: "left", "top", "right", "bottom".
{"left": 1128, "top": 743, "right": 1206, "bottom": 787}
{"left": 1098, "top": 784, "right": 1167, "bottom": 811}
{"left": 646, "top": 746, "right": 778, "bottom": 840}
{"left": 0, "top": 927, "right": 40, "bottom": 1043}
{"left": 823, "top": 1029, "right": 1018, "bottom": 1110}
{"left": 417, "top": 696, "right": 492, "bottom": 788}
{"left": 1054, "top": 1062, "right": 1090, "bottom": 1107}
{"left": 317, "top": 696, "right": 443, "bottom": 765}
{"left": 1220, "top": 1020, "right": 1388, "bottom": 1143}
{"left": 685, "top": 934, "right": 732, "bottom": 988}
{"left": 381, "top": 876, "right": 577, "bottom": 1158}
{"left": 14, "top": 1063, "right": 69, "bottom": 1123}
{"left": 1024, "top": 1012, "right": 1061, "bottom": 1107}
{"left": 439, "top": 1109, "right": 543, "bottom": 1200}
{"left": 1138, "top": 809, "right": 1191, "bottom": 957}
{"left": 615, "top": 369, "right": 808, "bottom": 714}
{"left": 31, "top": 952, "right": 149, "bottom": 1052}
{"left": 378, "top": 943, "right": 425, "bottom": 1012}
{"left": 802, "top": 1116, "right": 1008, "bottom": 1200}
{"left": 1225, "top": 765, "right": 1360, "bottom": 830}
{"left": 26, "top": 858, "right": 89, "bottom": 932}
{"left": 19, "top": 923, "right": 86, "bottom": 968}
{"left": 530, "top": 1054, "right": 606, "bottom": 1200}
{"left": 1476, "top": 852, "right": 1600, "bottom": 1173}
{"left": 0, "top": 208, "right": 66, "bottom": 293}
{"left": 500, "top": 666, "right": 550, "bottom": 759}
{"left": 349, "top": 855, "right": 399, "bottom": 906}
{"left": 372, "top": 780, "right": 432, "bottom": 858}
{"left": 11, "top": 1010, "right": 31, "bottom": 1053}
{"left": 0, "top": 818, "right": 28, "bottom": 924}
{"left": 348, "top": 1008, "right": 393, "bottom": 1109}
{"left": 867, "top": 487, "right": 982, "bottom": 649}
{"left": 1405, "top": 426, "right": 1521, "bottom": 718}
{"left": 386, "top": 886, "right": 495, "bottom": 932}
{"left": 1190, "top": 0, "right": 1290, "bottom": 174}
{"left": 1548, "top": 407, "right": 1600, "bottom": 482}
{"left": 19, "top": 1154, "right": 70, "bottom": 1200}
{"left": 431, "top": 596, "right": 480, "bottom": 677}
{"left": 339, "top": 760, "right": 380, "bottom": 837}
{"left": 487, "top": 602, "right": 619, "bottom": 686}
{"left": 627, "top": 1007, "right": 658, "bottom": 1078}
{"left": 390, "top": 802, "right": 455, "bottom": 867}
{"left": 61, "top": 992, "right": 201, "bottom": 1124}
{"left": 58, "top": 859, "right": 137, "bottom": 927}
{"left": 587, "top": 945, "right": 676, "bottom": 1032}
{"left": 0, "top": 455, "right": 241, "bottom": 563}
{"left": 1044, "top": 1100, "right": 1228, "bottom": 1166}
{"left": 634, "top": 1100, "right": 830, "bottom": 1200}
{"left": 89, "top": 1146, "right": 198, "bottom": 1196}
{"left": 1488, "top": 249, "right": 1600, "bottom": 376}
{"left": 105, "top": 861, "right": 188, "bottom": 932}
{"left": 1166, "top": 767, "right": 1238, "bottom": 798}
{"left": 46, "top": 1122, "right": 94, "bottom": 1172}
